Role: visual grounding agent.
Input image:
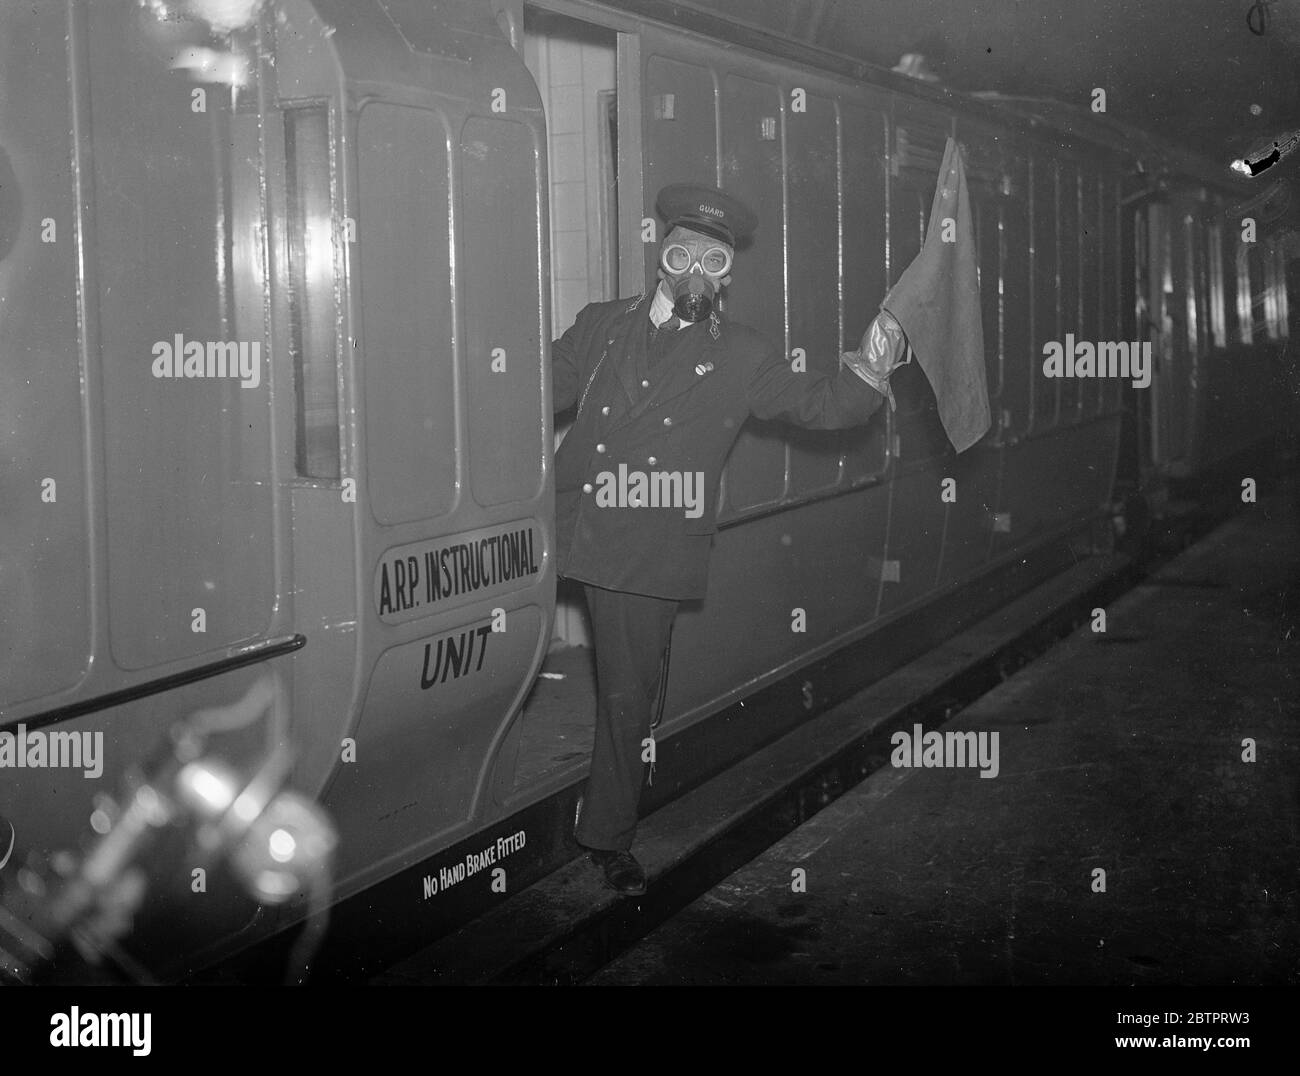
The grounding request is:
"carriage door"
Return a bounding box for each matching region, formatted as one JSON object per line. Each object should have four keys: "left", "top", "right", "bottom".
{"left": 316, "top": 0, "right": 552, "bottom": 882}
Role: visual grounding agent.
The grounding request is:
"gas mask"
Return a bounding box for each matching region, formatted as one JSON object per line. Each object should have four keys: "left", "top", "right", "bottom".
{"left": 659, "top": 233, "right": 733, "bottom": 322}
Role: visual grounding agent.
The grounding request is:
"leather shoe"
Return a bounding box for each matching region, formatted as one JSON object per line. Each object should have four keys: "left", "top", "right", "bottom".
{"left": 589, "top": 849, "right": 647, "bottom": 896}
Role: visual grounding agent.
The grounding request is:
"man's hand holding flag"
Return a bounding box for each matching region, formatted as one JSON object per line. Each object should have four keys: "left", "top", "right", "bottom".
{"left": 846, "top": 136, "right": 992, "bottom": 453}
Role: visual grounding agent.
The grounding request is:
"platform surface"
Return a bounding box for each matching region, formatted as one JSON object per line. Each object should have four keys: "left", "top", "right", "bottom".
{"left": 592, "top": 498, "right": 1300, "bottom": 985}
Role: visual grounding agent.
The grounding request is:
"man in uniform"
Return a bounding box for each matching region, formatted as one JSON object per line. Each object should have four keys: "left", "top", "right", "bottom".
{"left": 550, "top": 182, "right": 908, "bottom": 895}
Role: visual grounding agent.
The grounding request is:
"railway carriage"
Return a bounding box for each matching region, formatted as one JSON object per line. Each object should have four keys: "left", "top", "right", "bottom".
{"left": 0, "top": 0, "right": 1291, "bottom": 978}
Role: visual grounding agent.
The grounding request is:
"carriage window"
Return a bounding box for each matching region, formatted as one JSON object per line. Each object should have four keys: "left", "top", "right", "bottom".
{"left": 1248, "top": 244, "right": 1270, "bottom": 342}
{"left": 88, "top": 0, "right": 273, "bottom": 667}
{"left": 1235, "top": 244, "right": 1253, "bottom": 345}
{"left": 461, "top": 117, "right": 544, "bottom": 507}
{"left": 1030, "top": 154, "right": 1060, "bottom": 430}
{"left": 1274, "top": 246, "right": 1291, "bottom": 339}
{"left": 1221, "top": 227, "right": 1240, "bottom": 346}
{"left": 1079, "top": 170, "right": 1102, "bottom": 415}
{"left": 1264, "top": 245, "right": 1286, "bottom": 340}
{"left": 1182, "top": 214, "right": 1201, "bottom": 360}
{"left": 1057, "top": 162, "right": 1080, "bottom": 421}
{"left": 785, "top": 88, "right": 847, "bottom": 496}
{"left": 999, "top": 159, "right": 1032, "bottom": 435}
{"left": 1206, "top": 223, "right": 1226, "bottom": 349}
{"left": 716, "top": 73, "right": 784, "bottom": 509}
{"left": 358, "top": 103, "right": 456, "bottom": 523}
{"left": 284, "top": 105, "right": 341, "bottom": 480}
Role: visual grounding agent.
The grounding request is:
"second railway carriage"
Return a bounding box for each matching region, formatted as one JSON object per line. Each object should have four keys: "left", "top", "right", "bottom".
{"left": 0, "top": 0, "right": 1291, "bottom": 978}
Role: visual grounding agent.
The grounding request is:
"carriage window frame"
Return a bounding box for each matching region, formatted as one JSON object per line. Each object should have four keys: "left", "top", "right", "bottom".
{"left": 283, "top": 103, "right": 343, "bottom": 481}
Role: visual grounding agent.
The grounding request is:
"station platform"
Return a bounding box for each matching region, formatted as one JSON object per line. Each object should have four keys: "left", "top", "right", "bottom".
{"left": 589, "top": 496, "right": 1299, "bottom": 985}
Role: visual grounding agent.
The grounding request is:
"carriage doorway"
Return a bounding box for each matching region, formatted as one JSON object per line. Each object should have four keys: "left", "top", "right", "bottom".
{"left": 523, "top": 7, "right": 622, "bottom": 649}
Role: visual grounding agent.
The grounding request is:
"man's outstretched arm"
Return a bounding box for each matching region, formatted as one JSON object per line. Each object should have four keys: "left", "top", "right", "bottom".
{"left": 747, "top": 310, "right": 910, "bottom": 429}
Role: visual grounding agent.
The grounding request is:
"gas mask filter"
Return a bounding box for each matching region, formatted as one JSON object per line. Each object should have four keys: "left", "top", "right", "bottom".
{"left": 660, "top": 237, "right": 733, "bottom": 322}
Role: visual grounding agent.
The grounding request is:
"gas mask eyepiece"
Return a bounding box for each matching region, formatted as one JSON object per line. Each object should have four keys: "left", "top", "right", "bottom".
{"left": 661, "top": 242, "right": 732, "bottom": 278}
{"left": 660, "top": 238, "right": 733, "bottom": 322}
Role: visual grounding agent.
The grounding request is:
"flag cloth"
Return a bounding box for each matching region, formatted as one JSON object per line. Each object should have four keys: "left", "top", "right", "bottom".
{"left": 881, "top": 137, "right": 991, "bottom": 452}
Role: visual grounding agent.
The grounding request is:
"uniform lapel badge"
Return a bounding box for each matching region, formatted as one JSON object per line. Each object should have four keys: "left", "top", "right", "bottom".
{"left": 694, "top": 361, "right": 713, "bottom": 376}
{"left": 708, "top": 311, "right": 721, "bottom": 340}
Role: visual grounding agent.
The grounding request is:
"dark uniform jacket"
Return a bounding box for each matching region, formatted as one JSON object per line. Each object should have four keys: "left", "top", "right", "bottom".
{"left": 552, "top": 292, "right": 885, "bottom": 600}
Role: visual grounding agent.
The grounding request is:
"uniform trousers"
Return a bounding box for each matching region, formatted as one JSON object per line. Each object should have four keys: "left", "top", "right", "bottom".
{"left": 574, "top": 584, "right": 679, "bottom": 851}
